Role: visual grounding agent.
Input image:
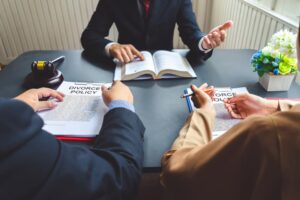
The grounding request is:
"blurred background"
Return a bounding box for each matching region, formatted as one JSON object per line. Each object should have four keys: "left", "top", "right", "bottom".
{"left": 0, "top": 0, "right": 299, "bottom": 65}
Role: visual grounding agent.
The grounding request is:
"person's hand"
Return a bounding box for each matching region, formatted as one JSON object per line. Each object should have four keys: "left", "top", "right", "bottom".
{"left": 109, "top": 44, "right": 145, "bottom": 64}
{"left": 14, "top": 88, "right": 65, "bottom": 112}
{"left": 101, "top": 81, "right": 133, "bottom": 106}
{"left": 202, "top": 20, "right": 233, "bottom": 50}
{"left": 224, "top": 93, "right": 279, "bottom": 119}
{"left": 190, "top": 83, "right": 215, "bottom": 114}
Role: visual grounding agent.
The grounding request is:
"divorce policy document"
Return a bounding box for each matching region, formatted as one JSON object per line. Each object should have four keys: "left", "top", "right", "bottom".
{"left": 38, "top": 81, "right": 111, "bottom": 137}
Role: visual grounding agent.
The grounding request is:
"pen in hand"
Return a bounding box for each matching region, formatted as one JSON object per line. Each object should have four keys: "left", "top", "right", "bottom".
{"left": 180, "top": 88, "right": 214, "bottom": 98}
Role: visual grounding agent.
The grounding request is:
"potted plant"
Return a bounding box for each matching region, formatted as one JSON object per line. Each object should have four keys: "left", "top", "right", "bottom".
{"left": 251, "top": 30, "right": 298, "bottom": 91}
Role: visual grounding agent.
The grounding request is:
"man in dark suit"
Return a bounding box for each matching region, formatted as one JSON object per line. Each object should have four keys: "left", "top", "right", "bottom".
{"left": 0, "top": 81, "right": 145, "bottom": 200}
{"left": 81, "top": 0, "right": 233, "bottom": 63}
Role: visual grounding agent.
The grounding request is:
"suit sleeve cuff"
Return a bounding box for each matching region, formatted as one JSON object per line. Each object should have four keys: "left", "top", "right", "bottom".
{"left": 198, "top": 37, "right": 213, "bottom": 54}
{"left": 104, "top": 42, "right": 118, "bottom": 57}
{"left": 108, "top": 100, "right": 135, "bottom": 113}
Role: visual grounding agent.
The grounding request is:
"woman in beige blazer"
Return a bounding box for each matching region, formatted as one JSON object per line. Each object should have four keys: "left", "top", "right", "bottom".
{"left": 161, "top": 26, "right": 300, "bottom": 200}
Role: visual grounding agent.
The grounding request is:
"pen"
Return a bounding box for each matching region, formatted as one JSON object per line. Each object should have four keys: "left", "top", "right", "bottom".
{"left": 180, "top": 88, "right": 213, "bottom": 98}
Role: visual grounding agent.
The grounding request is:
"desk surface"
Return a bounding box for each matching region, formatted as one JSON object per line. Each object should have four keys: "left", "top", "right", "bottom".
{"left": 1, "top": 49, "right": 300, "bottom": 169}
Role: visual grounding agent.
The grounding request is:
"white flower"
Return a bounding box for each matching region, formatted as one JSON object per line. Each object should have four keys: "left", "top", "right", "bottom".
{"left": 267, "top": 30, "right": 297, "bottom": 58}
{"left": 262, "top": 46, "right": 272, "bottom": 56}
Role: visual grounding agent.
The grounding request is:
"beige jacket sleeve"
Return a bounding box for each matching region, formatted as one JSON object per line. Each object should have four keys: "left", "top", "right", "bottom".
{"left": 279, "top": 100, "right": 299, "bottom": 111}
{"left": 171, "top": 108, "right": 215, "bottom": 150}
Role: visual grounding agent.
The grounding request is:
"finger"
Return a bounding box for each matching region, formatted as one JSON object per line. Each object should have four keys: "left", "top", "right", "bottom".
{"left": 212, "top": 32, "right": 222, "bottom": 45}
{"left": 124, "top": 46, "right": 134, "bottom": 62}
{"left": 101, "top": 85, "right": 110, "bottom": 104}
{"left": 212, "top": 38, "right": 221, "bottom": 47}
{"left": 57, "top": 91, "right": 65, "bottom": 97}
{"left": 191, "top": 84, "right": 201, "bottom": 94}
{"left": 215, "top": 39, "right": 222, "bottom": 47}
{"left": 202, "top": 36, "right": 212, "bottom": 49}
{"left": 208, "top": 34, "right": 217, "bottom": 48}
{"left": 38, "top": 88, "right": 64, "bottom": 101}
{"left": 204, "top": 38, "right": 212, "bottom": 49}
{"left": 191, "top": 84, "right": 210, "bottom": 101}
{"left": 130, "top": 45, "right": 144, "bottom": 61}
{"left": 240, "top": 111, "right": 247, "bottom": 119}
{"left": 101, "top": 85, "right": 109, "bottom": 92}
{"left": 199, "top": 83, "right": 209, "bottom": 90}
{"left": 225, "top": 103, "right": 242, "bottom": 119}
{"left": 212, "top": 31, "right": 221, "bottom": 39}
{"left": 113, "top": 80, "right": 122, "bottom": 88}
{"left": 191, "top": 95, "right": 200, "bottom": 108}
{"left": 210, "top": 33, "right": 221, "bottom": 48}
{"left": 115, "top": 51, "right": 124, "bottom": 63}
{"left": 227, "top": 94, "right": 249, "bottom": 103}
{"left": 224, "top": 102, "right": 230, "bottom": 109}
{"left": 220, "top": 30, "right": 226, "bottom": 42}
{"left": 237, "top": 106, "right": 247, "bottom": 119}
{"left": 121, "top": 49, "right": 131, "bottom": 63}
{"left": 36, "top": 101, "right": 57, "bottom": 112}
{"left": 229, "top": 110, "right": 242, "bottom": 119}
{"left": 206, "top": 90, "right": 214, "bottom": 98}
{"left": 218, "top": 20, "right": 233, "bottom": 31}
{"left": 210, "top": 40, "right": 217, "bottom": 49}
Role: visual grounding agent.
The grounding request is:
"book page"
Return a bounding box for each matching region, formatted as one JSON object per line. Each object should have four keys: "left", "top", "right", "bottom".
{"left": 124, "top": 51, "right": 156, "bottom": 76}
{"left": 38, "top": 81, "right": 110, "bottom": 137}
{"left": 153, "top": 50, "right": 190, "bottom": 73}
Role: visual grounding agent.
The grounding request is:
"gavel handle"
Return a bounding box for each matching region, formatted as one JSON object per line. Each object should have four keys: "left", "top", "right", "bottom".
{"left": 51, "top": 56, "right": 65, "bottom": 64}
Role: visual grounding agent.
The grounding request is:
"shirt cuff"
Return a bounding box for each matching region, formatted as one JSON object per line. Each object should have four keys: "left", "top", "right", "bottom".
{"left": 108, "top": 100, "right": 135, "bottom": 113}
{"left": 198, "top": 37, "right": 213, "bottom": 54}
{"left": 104, "top": 42, "right": 118, "bottom": 57}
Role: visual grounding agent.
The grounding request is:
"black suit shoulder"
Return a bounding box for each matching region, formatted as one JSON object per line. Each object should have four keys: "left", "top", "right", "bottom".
{"left": 0, "top": 99, "right": 145, "bottom": 200}
{"left": 81, "top": 0, "right": 212, "bottom": 60}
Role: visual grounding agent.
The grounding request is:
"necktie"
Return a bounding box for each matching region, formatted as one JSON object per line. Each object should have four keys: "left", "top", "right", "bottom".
{"left": 144, "top": 0, "right": 150, "bottom": 17}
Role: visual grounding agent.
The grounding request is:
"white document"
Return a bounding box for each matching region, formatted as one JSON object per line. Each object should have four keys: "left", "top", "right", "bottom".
{"left": 185, "top": 87, "right": 248, "bottom": 140}
{"left": 38, "top": 81, "right": 110, "bottom": 138}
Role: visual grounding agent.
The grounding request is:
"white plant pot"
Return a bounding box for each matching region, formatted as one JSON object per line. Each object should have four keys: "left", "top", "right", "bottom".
{"left": 295, "top": 72, "right": 300, "bottom": 85}
{"left": 259, "top": 73, "right": 295, "bottom": 92}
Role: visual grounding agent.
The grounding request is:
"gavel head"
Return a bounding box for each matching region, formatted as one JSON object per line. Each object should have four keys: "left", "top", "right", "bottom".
{"left": 31, "top": 61, "right": 56, "bottom": 77}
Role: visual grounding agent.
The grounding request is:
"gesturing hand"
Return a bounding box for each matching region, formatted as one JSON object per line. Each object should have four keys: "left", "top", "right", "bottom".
{"left": 109, "top": 44, "right": 145, "bottom": 64}
{"left": 14, "top": 88, "right": 65, "bottom": 112}
{"left": 101, "top": 81, "right": 133, "bottom": 106}
{"left": 202, "top": 20, "right": 233, "bottom": 50}
{"left": 224, "top": 93, "right": 279, "bottom": 119}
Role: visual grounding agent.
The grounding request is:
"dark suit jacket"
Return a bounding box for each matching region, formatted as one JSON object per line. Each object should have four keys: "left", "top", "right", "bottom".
{"left": 81, "top": 0, "right": 212, "bottom": 59}
{"left": 0, "top": 99, "right": 145, "bottom": 200}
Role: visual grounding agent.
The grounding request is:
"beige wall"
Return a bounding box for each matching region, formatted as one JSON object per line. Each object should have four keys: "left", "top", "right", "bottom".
{"left": 209, "top": 0, "right": 298, "bottom": 49}
{"left": 0, "top": 0, "right": 298, "bottom": 64}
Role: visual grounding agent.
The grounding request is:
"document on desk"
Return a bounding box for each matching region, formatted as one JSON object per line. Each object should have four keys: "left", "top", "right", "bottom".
{"left": 184, "top": 87, "right": 249, "bottom": 140}
{"left": 38, "top": 81, "right": 110, "bottom": 138}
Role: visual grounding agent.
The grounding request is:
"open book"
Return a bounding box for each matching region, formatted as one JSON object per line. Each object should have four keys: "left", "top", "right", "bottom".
{"left": 38, "top": 81, "right": 111, "bottom": 139}
{"left": 114, "top": 50, "right": 197, "bottom": 80}
{"left": 184, "top": 87, "right": 249, "bottom": 140}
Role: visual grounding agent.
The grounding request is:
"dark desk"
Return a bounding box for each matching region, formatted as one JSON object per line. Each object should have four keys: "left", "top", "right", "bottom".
{"left": 1, "top": 49, "right": 299, "bottom": 169}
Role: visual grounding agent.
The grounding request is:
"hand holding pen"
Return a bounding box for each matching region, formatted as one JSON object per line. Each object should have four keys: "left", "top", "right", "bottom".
{"left": 181, "top": 83, "right": 215, "bottom": 109}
